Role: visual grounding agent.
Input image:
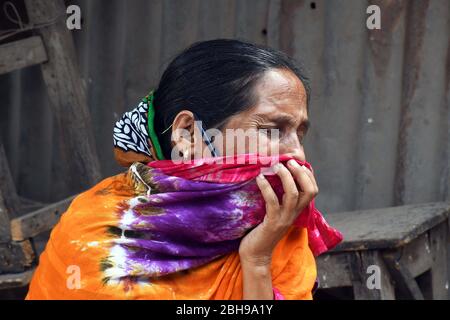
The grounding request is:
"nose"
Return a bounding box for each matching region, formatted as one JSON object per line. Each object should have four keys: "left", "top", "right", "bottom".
{"left": 279, "top": 134, "right": 306, "bottom": 162}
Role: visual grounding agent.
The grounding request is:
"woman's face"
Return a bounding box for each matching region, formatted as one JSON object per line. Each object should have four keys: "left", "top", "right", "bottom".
{"left": 217, "top": 68, "right": 309, "bottom": 161}
{"left": 171, "top": 68, "right": 309, "bottom": 162}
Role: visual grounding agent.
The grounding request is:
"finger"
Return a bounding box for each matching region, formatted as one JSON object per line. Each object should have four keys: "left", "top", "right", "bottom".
{"left": 286, "top": 160, "right": 315, "bottom": 188}
{"left": 256, "top": 174, "right": 280, "bottom": 217}
{"left": 286, "top": 160, "right": 317, "bottom": 207}
{"left": 299, "top": 164, "right": 319, "bottom": 193}
{"left": 286, "top": 160, "right": 316, "bottom": 191}
{"left": 273, "top": 163, "right": 299, "bottom": 211}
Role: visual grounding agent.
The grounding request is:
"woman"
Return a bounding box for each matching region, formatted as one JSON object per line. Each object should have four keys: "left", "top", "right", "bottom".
{"left": 27, "top": 39, "right": 342, "bottom": 300}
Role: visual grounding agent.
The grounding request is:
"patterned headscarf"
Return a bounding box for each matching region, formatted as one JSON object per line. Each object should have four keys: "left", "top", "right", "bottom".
{"left": 113, "top": 92, "right": 165, "bottom": 167}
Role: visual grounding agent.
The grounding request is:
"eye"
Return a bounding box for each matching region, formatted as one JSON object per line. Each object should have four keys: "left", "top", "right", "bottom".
{"left": 298, "top": 133, "right": 305, "bottom": 145}
{"left": 257, "top": 126, "right": 280, "bottom": 139}
{"left": 297, "top": 127, "right": 308, "bottom": 145}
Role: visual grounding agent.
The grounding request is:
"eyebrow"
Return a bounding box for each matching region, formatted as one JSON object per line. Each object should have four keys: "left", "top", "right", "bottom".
{"left": 255, "top": 113, "right": 311, "bottom": 131}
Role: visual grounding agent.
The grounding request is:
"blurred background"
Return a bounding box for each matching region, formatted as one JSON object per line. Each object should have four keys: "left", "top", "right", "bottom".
{"left": 0, "top": 0, "right": 449, "bottom": 299}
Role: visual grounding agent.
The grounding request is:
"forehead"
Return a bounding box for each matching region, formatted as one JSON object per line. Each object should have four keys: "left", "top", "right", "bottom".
{"left": 251, "top": 69, "right": 308, "bottom": 117}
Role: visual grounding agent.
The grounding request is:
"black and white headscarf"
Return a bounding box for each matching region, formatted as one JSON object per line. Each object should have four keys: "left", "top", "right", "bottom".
{"left": 113, "top": 101, "right": 151, "bottom": 157}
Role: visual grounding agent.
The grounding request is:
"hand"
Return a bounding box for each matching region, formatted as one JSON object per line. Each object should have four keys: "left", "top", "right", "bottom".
{"left": 238, "top": 159, "right": 319, "bottom": 267}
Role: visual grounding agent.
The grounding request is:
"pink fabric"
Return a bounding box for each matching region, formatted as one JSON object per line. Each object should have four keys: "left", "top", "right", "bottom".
{"left": 273, "top": 287, "right": 285, "bottom": 300}
{"left": 148, "top": 153, "right": 343, "bottom": 256}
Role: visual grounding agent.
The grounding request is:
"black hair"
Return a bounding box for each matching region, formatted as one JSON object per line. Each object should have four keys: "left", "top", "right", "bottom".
{"left": 153, "top": 38, "right": 310, "bottom": 158}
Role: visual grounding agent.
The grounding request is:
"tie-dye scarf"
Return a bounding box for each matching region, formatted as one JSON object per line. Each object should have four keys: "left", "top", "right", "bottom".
{"left": 102, "top": 154, "right": 342, "bottom": 280}
{"left": 109, "top": 90, "right": 343, "bottom": 278}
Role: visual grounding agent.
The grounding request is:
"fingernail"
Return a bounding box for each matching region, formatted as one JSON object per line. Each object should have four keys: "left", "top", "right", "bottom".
{"left": 288, "top": 159, "right": 300, "bottom": 168}
{"left": 272, "top": 163, "right": 282, "bottom": 173}
{"left": 256, "top": 173, "right": 265, "bottom": 181}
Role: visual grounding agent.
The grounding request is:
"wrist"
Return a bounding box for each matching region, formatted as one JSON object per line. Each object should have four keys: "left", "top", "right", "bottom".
{"left": 239, "top": 253, "right": 272, "bottom": 270}
{"left": 241, "top": 262, "right": 272, "bottom": 280}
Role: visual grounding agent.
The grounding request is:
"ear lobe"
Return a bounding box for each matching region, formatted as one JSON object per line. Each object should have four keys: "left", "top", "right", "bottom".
{"left": 170, "top": 110, "right": 196, "bottom": 146}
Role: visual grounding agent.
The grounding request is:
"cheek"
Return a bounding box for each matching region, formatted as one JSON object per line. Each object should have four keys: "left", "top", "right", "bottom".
{"left": 246, "top": 133, "right": 281, "bottom": 156}
{"left": 217, "top": 129, "right": 307, "bottom": 157}
{"left": 257, "top": 134, "right": 275, "bottom": 155}
{"left": 279, "top": 141, "right": 306, "bottom": 161}
{"left": 219, "top": 132, "right": 276, "bottom": 156}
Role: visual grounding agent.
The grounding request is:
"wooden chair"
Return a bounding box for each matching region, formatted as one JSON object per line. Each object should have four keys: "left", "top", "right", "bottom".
{"left": 0, "top": 0, "right": 100, "bottom": 290}
{"left": 316, "top": 202, "right": 450, "bottom": 299}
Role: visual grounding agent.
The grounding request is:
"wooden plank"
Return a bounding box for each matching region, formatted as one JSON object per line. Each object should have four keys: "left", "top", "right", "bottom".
{"left": 448, "top": 217, "right": 450, "bottom": 297}
{"left": 0, "top": 140, "right": 16, "bottom": 241}
{"left": 383, "top": 251, "right": 425, "bottom": 300}
{"left": 24, "top": 0, "right": 101, "bottom": 192}
{"left": 0, "top": 193, "right": 11, "bottom": 242}
{"left": 350, "top": 251, "right": 395, "bottom": 300}
{"left": 317, "top": 252, "right": 352, "bottom": 288}
{"left": 326, "top": 202, "right": 450, "bottom": 251}
{"left": 0, "top": 268, "right": 35, "bottom": 290}
{"left": 429, "top": 223, "right": 449, "bottom": 299}
{"left": 0, "top": 240, "right": 34, "bottom": 273}
{"left": 10, "top": 195, "right": 76, "bottom": 241}
{"left": 397, "top": 232, "right": 432, "bottom": 278}
{"left": 317, "top": 231, "right": 438, "bottom": 295}
{"left": 0, "top": 138, "right": 21, "bottom": 216}
{"left": 0, "top": 36, "right": 47, "bottom": 75}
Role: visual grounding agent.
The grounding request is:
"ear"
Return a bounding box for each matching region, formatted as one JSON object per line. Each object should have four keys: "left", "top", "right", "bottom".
{"left": 170, "top": 110, "right": 196, "bottom": 155}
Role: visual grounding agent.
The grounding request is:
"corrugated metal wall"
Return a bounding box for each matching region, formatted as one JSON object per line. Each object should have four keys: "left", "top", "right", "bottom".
{"left": 0, "top": 0, "right": 449, "bottom": 215}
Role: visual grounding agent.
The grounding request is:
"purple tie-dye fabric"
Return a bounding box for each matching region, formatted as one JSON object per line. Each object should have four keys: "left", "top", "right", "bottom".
{"left": 102, "top": 163, "right": 266, "bottom": 280}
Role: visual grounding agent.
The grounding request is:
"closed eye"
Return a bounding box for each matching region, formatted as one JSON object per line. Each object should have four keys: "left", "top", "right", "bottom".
{"left": 297, "top": 122, "right": 310, "bottom": 144}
